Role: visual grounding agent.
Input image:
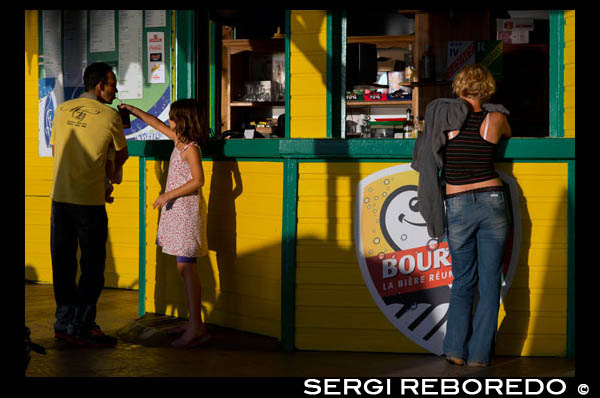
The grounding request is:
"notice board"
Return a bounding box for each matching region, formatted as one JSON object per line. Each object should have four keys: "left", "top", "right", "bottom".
{"left": 38, "top": 10, "right": 172, "bottom": 157}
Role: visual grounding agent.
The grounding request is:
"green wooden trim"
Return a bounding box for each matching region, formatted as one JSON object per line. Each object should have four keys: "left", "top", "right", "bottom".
{"left": 567, "top": 159, "right": 575, "bottom": 359}
{"left": 281, "top": 158, "right": 298, "bottom": 351}
{"left": 326, "top": 10, "right": 344, "bottom": 139}
{"left": 549, "top": 11, "right": 565, "bottom": 138}
{"left": 340, "top": 12, "right": 347, "bottom": 138}
{"left": 326, "top": 11, "right": 332, "bottom": 138}
{"left": 138, "top": 156, "right": 146, "bottom": 317}
{"left": 285, "top": 10, "right": 291, "bottom": 139}
{"left": 176, "top": 10, "right": 195, "bottom": 99}
{"left": 127, "top": 138, "right": 575, "bottom": 160}
{"left": 209, "top": 20, "right": 217, "bottom": 136}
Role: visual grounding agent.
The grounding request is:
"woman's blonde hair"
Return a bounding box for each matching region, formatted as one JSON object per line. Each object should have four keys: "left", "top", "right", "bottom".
{"left": 452, "top": 64, "right": 496, "bottom": 100}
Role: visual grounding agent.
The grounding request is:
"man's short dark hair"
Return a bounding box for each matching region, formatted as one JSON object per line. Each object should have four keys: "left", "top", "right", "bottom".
{"left": 83, "top": 62, "right": 113, "bottom": 91}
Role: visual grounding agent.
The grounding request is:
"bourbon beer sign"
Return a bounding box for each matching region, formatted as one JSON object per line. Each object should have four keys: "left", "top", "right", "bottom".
{"left": 354, "top": 164, "right": 520, "bottom": 354}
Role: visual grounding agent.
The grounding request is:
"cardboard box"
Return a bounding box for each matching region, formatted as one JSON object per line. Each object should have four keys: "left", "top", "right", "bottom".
{"left": 446, "top": 40, "right": 503, "bottom": 81}
{"left": 496, "top": 18, "right": 534, "bottom": 44}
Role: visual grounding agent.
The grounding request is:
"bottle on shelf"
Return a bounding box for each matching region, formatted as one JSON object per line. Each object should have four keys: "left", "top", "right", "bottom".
{"left": 404, "top": 44, "right": 415, "bottom": 83}
{"left": 415, "top": 115, "right": 425, "bottom": 139}
{"left": 402, "top": 108, "right": 414, "bottom": 139}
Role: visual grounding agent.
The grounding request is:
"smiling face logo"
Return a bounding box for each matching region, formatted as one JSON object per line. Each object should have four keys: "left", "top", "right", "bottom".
{"left": 380, "top": 185, "right": 431, "bottom": 252}
{"left": 354, "top": 164, "right": 520, "bottom": 355}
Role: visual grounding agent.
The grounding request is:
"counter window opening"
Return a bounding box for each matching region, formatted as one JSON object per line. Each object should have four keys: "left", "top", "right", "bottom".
{"left": 206, "top": 10, "right": 287, "bottom": 140}
{"left": 204, "top": 10, "right": 560, "bottom": 141}
{"left": 343, "top": 10, "right": 551, "bottom": 138}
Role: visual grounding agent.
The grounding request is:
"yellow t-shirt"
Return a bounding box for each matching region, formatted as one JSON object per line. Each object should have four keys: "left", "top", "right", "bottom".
{"left": 50, "top": 96, "right": 127, "bottom": 205}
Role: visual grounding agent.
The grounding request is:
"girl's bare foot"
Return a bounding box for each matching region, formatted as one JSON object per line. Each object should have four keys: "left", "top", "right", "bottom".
{"left": 171, "top": 326, "right": 211, "bottom": 349}
{"left": 165, "top": 322, "right": 189, "bottom": 336}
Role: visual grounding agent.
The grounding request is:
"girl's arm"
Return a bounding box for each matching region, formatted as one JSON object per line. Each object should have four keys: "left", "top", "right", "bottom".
{"left": 119, "top": 104, "right": 177, "bottom": 141}
{"left": 153, "top": 145, "right": 205, "bottom": 209}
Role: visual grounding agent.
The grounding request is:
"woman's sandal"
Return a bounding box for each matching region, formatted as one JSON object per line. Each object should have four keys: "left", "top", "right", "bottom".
{"left": 171, "top": 332, "right": 212, "bottom": 349}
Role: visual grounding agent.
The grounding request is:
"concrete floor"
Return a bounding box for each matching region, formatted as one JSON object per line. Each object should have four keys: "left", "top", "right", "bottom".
{"left": 25, "top": 282, "right": 575, "bottom": 378}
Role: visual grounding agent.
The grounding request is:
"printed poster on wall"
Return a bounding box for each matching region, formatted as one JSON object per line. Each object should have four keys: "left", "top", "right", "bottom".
{"left": 147, "top": 32, "right": 165, "bottom": 83}
{"left": 118, "top": 10, "right": 143, "bottom": 99}
{"left": 39, "top": 10, "right": 64, "bottom": 157}
{"left": 145, "top": 10, "right": 166, "bottom": 28}
{"left": 63, "top": 10, "right": 87, "bottom": 101}
{"left": 354, "top": 164, "right": 520, "bottom": 355}
{"left": 90, "top": 10, "right": 115, "bottom": 53}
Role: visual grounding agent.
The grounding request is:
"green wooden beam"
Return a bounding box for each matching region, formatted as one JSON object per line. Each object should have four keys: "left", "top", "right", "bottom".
{"left": 209, "top": 20, "right": 217, "bottom": 137}
{"left": 138, "top": 156, "right": 146, "bottom": 316}
{"left": 127, "top": 138, "right": 575, "bottom": 161}
{"left": 549, "top": 10, "right": 565, "bottom": 138}
{"left": 326, "top": 10, "right": 344, "bottom": 139}
{"left": 176, "top": 10, "right": 195, "bottom": 100}
{"left": 281, "top": 158, "right": 298, "bottom": 351}
{"left": 285, "top": 10, "right": 291, "bottom": 139}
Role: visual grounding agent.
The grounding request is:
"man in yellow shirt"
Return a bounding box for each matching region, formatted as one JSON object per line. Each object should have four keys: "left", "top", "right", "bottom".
{"left": 50, "top": 62, "right": 128, "bottom": 347}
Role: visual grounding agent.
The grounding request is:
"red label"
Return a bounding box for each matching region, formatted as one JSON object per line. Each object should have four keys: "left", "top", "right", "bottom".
{"left": 366, "top": 242, "right": 453, "bottom": 296}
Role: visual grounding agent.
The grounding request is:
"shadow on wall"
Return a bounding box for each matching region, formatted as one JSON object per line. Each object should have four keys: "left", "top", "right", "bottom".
{"left": 25, "top": 266, "right": 39, "bottom": 283}
{"left": 497, "top": 166, "right": 568, "bottom": 356}
{"left": 152, "top": 159, "right": 244, "bottom": 324}
{"left": 496, "top": 163, "right": 531, "bottom": 357}
{"left": 42, "top": 126, "right": 125, "bottom": 292}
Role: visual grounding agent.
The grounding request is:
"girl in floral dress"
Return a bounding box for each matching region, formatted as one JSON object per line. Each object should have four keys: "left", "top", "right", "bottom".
{"left": 119, "top": 99, "right": 210, "bottom": 349}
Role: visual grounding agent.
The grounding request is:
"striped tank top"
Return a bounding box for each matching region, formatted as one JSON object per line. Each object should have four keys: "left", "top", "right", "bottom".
{"left": 443, "top": 110, "right": 499, "bottom": 185}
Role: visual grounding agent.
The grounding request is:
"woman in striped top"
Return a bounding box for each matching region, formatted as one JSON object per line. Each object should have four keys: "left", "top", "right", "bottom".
{"left": 442, "top": 64, "right": 512, "bottom": 367}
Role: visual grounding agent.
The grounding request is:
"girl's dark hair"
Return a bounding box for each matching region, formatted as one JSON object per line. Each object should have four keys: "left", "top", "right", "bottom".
{"left": 168, "top": 99, "right": 209, "bottom": 147}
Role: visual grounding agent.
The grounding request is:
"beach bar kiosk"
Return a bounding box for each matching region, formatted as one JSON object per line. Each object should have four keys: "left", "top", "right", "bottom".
{"left": 25, "top": 10, "right": 574, "bottom": 357}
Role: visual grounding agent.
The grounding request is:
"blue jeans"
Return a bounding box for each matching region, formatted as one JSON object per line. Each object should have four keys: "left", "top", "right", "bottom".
{"left": 443, "top": 189, "right": 509, "bottom": 364}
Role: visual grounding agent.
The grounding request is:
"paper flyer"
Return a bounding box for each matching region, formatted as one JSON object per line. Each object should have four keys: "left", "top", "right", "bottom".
{"left": 63, "top": 10, "right": 87, "bottom": 99}
{"left": 90, "top": 10, "right": 116, "bottom": 53}
{"left": 41, "top": 10, "right": 62, "bottom": 78}
{"left": 145, "top": 10, "right": 166, "bottom": 28}
{"left": 118, "top": 10, "right": 143, "bottom": 99}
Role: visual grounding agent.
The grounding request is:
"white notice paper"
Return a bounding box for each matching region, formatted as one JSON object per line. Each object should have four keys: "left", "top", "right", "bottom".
{"left": 118, "top": 10, "right": 143, "bottom": 99}
{"left": 147, "top": 32, "right": 165, "bottom": 83}
{"left": 63, "top": 10, "right": 87, "bottom": 89}
{"left": 145, "top": 10, "right": 166, "bottom": 28}
{"left": 90, "top": 10, "right": 116, "bottom": 52}
{"left": 41, "top": 10, "right": 62, "bottom": 78}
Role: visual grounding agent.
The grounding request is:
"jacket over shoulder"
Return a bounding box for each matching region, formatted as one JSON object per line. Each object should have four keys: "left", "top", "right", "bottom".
{"left": 411, "top": 98, "right": 509, "bottom": 239}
